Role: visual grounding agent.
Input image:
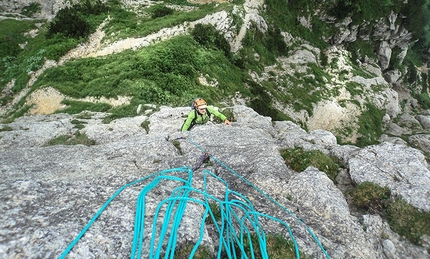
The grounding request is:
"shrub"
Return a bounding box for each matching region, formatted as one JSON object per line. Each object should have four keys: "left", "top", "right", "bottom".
{"left": 47, "top": 8, "right": 90, "bottom": 39}
{"left": 0, "top": 40, "right": 22, "bottom": 60}
{"left": 150, "top": 5, "right": 174, "bottom": 19}
{"left": 191, "top": 23, "right": 231, "bottom": 57}
{"left": 247, "top": 80, "right": 289, "bottom": 121}
{"left": 205, "top": 202, "right": 222, "bottom": 224}
{"left": 172, "top": 139, "right": 183, "bottom": 155}
{"left": 415, "top": 92, "right": 430, "bottom": 110}
{"left": 265, "top": 26, "right": 288, "bottom": 56}
{"left": 44, "top": 34, "right": 80, "bottom": 61}
{"left": 46, "top": 0, "right": 108, "bottom": 39}
{"left": 21, "top": 3, "right": 42, "bottom": 17}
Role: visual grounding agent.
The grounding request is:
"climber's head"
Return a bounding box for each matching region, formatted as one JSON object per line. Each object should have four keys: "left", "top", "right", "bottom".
{"left": 194, "top": 98, "right": 207, "bottom": 114}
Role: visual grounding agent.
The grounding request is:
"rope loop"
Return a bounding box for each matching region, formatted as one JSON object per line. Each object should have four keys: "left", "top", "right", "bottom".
{"left": 58, "top": 130, "right": 331, "bottom": 259}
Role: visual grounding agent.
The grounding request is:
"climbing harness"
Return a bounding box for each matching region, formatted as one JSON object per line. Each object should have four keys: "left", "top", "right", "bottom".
{"left": 58, "top": 131, "right": 331, "bottom": 259}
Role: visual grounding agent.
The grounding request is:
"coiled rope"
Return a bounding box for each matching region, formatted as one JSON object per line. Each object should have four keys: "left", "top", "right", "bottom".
{"left": 58, "top": 131, "right": 330, "bottom": 259}
{"left": 185, "top": 131, "right": 330, "bottom": 258}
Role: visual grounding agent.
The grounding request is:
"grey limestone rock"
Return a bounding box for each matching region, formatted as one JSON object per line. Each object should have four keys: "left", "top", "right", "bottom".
{"left": 1, "top": 106, "right": 429, "bottom": 259}
{"left": 349, "top": 142, "right": 430, "bottom": 212}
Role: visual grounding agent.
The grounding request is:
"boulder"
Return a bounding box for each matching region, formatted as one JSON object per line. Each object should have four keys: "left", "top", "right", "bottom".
{"left": 348, "top": 142, "right": 430, "bottom": 212}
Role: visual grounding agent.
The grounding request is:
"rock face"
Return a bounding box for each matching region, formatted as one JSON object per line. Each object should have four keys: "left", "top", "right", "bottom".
{"left": 0, "top": 0, "right": 70, "bottom": 20}
{"left": 349, "top": 142, "right": 430, "bottom": 212}
{"left": 1, "top": 105, "right": 429, "bottom": 259}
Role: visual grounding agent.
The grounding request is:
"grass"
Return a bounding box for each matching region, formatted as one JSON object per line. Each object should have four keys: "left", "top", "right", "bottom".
{"left": 29, "top": 35, "right": 248, "bottom": 120}
{"left": 280, "top": 147, "right": 340, "bottom": 183}
{"left": 171, "top": 242, "right": 213, "bottom": 259}
{"left": 355, "top": 103, "right": 385, "bottom": 147}
{"left": 351, "top": 182, "right": 430, "bottom": 247}
{"left": 220, "top": 108, "right": 235, "bottom": 122}
{"left": 21, "top": 2, "right": 42, "bottom": 17}
{"left": 58, "top": 100, "right": 112, "bottom": 115}
{"left": 70, "top": 119, "right": 88, "bottom": 130}
{"left": 0, "top": 19, "right": 46, "bottom": 93}
{"left": 0, "top": 125, "right": 14, "bottom": 132}
{"left": 229, "top": 233, "right": 309, "bottom": 259}
{"left": 172, "top": 139, "right": 183, "bottom": 155}
{"left": 352, "top": 182, "right": 390, "bottom": 213}
{"left": 45, "top": 131, "right": 95, "bottom": 146}
{"left": 173, "top": 233, "right": 309, "bottom": 259}
{"left": 104, "top": 2, "right": 233, "bottom": 43}
{"left": 141, "top": 119, "right": 150, "bottom": 133}
{"left": 345, "top": 82, "right": 365, "bottom": 97}
{"left": 1, "top": 105, "right": 33, "bottom": 124}
{"left": 203, "top": 202, "right": 309, "bottom": 258}
{"left": 205, "top": 202, "right": 222, "bottom": 224}
{"left": 386, "top": 199, "right": 430, "bottom": 246}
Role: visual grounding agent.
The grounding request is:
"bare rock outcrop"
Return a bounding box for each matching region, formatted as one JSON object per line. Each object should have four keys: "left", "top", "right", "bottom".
{"left": 1, "top": 106, "right": 429, "bottom": 258}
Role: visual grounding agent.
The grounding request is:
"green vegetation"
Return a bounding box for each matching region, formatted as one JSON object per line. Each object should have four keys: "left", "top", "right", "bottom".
{"left": 0, "top": 19, "right": 41, "bottom": 73}
{"left": 141, "top": 119, "right": 150, "bottom": 133}
{"left": 172, "top": 139, "right": 183, "bottom": 155}
{"left": 386, "top": 199, "right": 430, "bottom": 246}
{"left": 192, "top": 23, "right": 232, "bottom": 58}
{"left": 171, "top": 242, "right": 213, "bottom": 259}
{"left": 412, "top": 72, "right": 430, "bottom": 109}
{"left": 280, "top": 147, "right": 340, "bottom": 182}
{"left": 229, "top": 233, "right": 309, "bottom": 259}
{"left": 401, "top": 0, "right": 430, "bottom": 57}
{"left": 1, "top": 0, "right": 429, "bottom": 145}
{"left": 352, "top": 182, "right": 390, "bottom": 212}
{"left": 344, "top": 82, "right": 365, "bottom": 97}
{"left": 355, "top": 103, "right": 385, "bottom": 147}
{"left": 1, "top": 1, "right": 109, "bottom": 97}
{"left": 203, "top": 203, "right": 308, "bottom": 258}
{"left": 103, "top": 1, "right": 232, "bottom": 43}
{"left": 0, "top": 125, "right": 13, "bottom": 132}
{"left": 328, "top": 0, "right": 404, "bottom": 22}
{"left": 21, "top": 3, "right": 42, "bottom": 17}
{"left": 76, "top": 112, "right": 94, "bottom": 119}
{"left": 205, "top": 202, "right": 222, "bottom": 224}
{"left": 1, "top": 0, "right": 430, "bottom": 253}
{"left": 351, "top": 182, "right": 430, "bottom": 246}
{"left": 29, "top": 34, "right": 248, "bottom": 119}
{"left": 47, "top": 0, "right": 108, "bottom": 37}
{"left": 150, "top": 5, "right": 174, "bottom": 19}
{"left": 57, "top": 100, "right": 112, "bottom": 115}
{"left": 45, "top": 131, "right": 95, "bottom": 146}
{"left": 219, "top": 108, "right": 235, "bottom": 122}
{"left": 70, "top": 119, "right": 88, "bottom": 130}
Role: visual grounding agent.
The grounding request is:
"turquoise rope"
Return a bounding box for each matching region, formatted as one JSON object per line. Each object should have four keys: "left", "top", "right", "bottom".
{"left": 58, "top": 169, "right": 174, "bottom": 259}
{"left": 185, "top": 131, "right": 331, "bottom": 259}
{"left": 59, "top": 131, "right": 330, "bottom": 259}
{"left": 130, "top": 167, "right": 300, "bottom": 259}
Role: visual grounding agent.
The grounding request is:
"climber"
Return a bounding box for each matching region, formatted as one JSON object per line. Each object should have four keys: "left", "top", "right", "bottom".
{"left": 181, "top": 98, "right": 231, "bottom": 132}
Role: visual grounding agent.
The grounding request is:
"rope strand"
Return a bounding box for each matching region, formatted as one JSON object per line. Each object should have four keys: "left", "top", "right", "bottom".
{"left": 58, "top": 131, "right": 330, "bottom": 259}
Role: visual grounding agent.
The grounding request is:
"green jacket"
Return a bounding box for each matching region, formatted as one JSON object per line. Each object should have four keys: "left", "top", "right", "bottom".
{"left": 181, "top": 106, "right": 227, "bottom": 131}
